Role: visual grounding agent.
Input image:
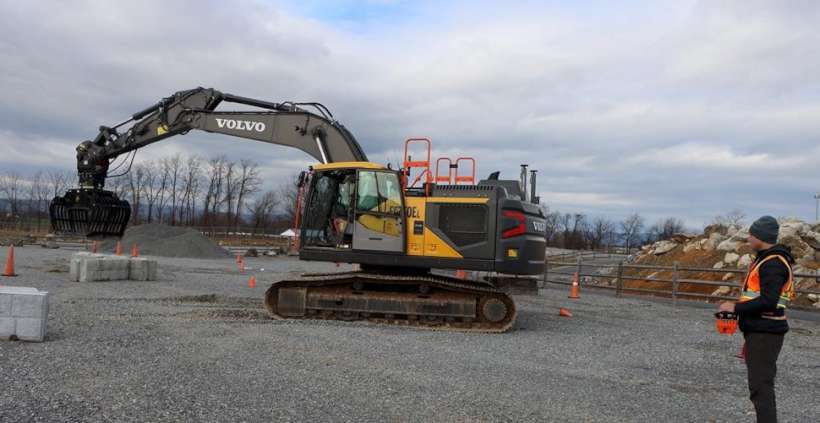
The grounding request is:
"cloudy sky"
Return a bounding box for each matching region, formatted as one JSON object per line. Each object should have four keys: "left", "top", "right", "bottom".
{"left": 1, "top": 0, "right": 818, "bottom": 228}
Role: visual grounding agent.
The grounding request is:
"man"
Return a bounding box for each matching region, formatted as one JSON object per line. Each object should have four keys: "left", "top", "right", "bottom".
{"left": 719, "top": 216, "right": 795, "bottom": 423}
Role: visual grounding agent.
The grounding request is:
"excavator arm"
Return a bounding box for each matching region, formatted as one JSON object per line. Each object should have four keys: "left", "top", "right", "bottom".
{"left": 51, "top": 87, "right": 368, "bottom": 236}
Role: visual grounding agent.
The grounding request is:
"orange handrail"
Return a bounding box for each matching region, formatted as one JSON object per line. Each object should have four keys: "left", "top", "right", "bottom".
{"left": 402, "top": 138, "right": 432, "bottom": 195}
{"left": 454, "top": 157, "right": 476, "bottom": 185}
{"left": 435, "top": 157, "right": 454, "bottom": 184}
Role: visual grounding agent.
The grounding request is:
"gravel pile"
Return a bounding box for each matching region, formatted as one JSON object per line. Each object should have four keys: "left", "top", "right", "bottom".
{"left": 99, "top": 224, "right": 229, "bottom": 258}
{"left": 1, "top": 247, "right": 819, "bottom": 422}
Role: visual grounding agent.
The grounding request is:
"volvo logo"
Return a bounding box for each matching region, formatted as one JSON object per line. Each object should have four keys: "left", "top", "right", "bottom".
{"left": 215, "top": 118, "right": 266, "bottom": 132}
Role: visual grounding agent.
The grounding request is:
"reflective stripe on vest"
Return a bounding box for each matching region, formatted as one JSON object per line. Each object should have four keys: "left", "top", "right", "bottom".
{"left": 738, "top": 254, "right": 794, "bottom": 310}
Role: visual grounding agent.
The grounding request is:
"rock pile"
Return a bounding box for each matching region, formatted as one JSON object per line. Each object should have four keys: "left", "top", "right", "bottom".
{"left": 99, "top": 224, "right": 229, "bottom": 259}
{"left": 632, "top": 218, "right": 820, "bottom": 308}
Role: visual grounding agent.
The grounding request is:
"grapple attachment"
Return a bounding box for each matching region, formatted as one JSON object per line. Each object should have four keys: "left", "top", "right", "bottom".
{"left": 49, "top": 189, "right": 131, "bottom": 237}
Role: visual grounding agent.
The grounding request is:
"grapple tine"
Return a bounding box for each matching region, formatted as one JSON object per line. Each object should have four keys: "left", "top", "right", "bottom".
{"left": 49, "top": 189, "right": 131, "bottom": 237}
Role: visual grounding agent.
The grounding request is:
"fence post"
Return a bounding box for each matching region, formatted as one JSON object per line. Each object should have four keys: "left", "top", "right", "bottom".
{"left": 672, "top": 261, "right": 680, "bottom": 307}
{"left": 575, "top": 255, "right": 583, "bottom": 287}
{"left": 616, "top": 261, "right": 624, "bottom": 298}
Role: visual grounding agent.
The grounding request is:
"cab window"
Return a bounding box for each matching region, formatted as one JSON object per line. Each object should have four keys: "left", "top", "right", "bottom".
{"left": 377, "top": 172, "right": 402, "bottom": 215}
{"left": 356, "top": 171, "right": 379, "bottom": 212}
{"left": 356, "top": 171, "right": 402, "bottom": 215}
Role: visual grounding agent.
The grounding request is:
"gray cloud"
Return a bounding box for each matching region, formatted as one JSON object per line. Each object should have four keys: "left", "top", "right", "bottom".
{"left": 1, "top": 0, "right": 818, "bottom": 227}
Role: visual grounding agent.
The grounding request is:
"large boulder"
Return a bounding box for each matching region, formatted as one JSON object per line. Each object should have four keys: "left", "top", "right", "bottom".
{"left": 779, "top": 218, "right": 811, "bottom": 239}
{"left": 653, "top": 240, "right": 678, "bottom": 255}
{"left": 712, "top": 286, "right": 732, "bottom": 296}
{"left": 683, "top": 240, "right": 702, "bottom": 253}
{"left": 702, "top": 232, "right": 726, "bottom": 251}
{"left": 723, "top": 252, "right": 740, "bottom": 265}
{"left": 717, "top": 239, "right": 739, "bottom": 251}
{"left": 737, "top": 254, "right": 753, "bottom": 268}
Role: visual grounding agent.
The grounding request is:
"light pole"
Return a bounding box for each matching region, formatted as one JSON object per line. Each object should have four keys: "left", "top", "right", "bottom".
{"left": 815, "top": 194, "right": 820, "bottom": 222}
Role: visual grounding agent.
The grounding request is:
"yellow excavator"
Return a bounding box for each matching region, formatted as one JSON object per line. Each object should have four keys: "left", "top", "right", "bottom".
{"left": 50, "top": 87, "right": 546, "bottom": 332}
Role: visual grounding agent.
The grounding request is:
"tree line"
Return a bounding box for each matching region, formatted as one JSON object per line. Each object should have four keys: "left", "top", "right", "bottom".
{"left": 540, "top": 208, "right": 691, "bottom": 252}
{"left": 541, "top": 207, "right": 748, "bottom": 252}
{"left": 0, "top": 154, "right": 298, "bottom": 233}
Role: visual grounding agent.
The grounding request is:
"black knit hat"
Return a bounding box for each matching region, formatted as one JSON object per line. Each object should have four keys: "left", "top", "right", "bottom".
{"left": 749, "top": 215, "right": 779, "bottom": 245}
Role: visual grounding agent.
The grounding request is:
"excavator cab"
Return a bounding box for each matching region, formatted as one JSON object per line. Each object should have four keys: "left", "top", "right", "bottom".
{"left": 300, "top": 163, "right": 404, "bottom": 254}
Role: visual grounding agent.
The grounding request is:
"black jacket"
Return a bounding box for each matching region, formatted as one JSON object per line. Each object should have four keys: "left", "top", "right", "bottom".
{"left": 735, "top": 245, "right": 793, "bottom": 334}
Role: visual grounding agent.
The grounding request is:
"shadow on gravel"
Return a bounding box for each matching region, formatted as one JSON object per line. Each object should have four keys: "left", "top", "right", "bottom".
{"left": 175, "top": 308, "right": 270, "bottom": 321}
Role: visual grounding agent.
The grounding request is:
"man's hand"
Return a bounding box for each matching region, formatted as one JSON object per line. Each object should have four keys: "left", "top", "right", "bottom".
{"left": 718, "top": 302, "right": 736, "bottom": 313}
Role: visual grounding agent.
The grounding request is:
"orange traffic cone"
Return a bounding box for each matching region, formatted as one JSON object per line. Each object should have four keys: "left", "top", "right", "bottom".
{"left": 558, "top": 308, "right": 572, "bottom": 318}
{"left": 568, "top": 272, "right": 580, "bottom": 299}
{"left": 91, "top": 241, "right": 98, "bottom": 254}
{"left": 131, "top": 243, "right": 139, "bottom": 257}
{"left": 248, "top": 275, "right": 256, "bottom": 289}
{"left": 455, "top": 269, "right": 466, "bottom": 280}
{"left": 115, "top": 241, "right": 122, "bottom": 256}
{"left": 2, "top": 245, "right": 17, "bottom": 277}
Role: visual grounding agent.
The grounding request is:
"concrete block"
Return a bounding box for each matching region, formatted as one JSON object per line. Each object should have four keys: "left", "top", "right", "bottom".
{"left": 129, "top": 257, "right": 158, "bottom": 281}
{"left": 77, "top": 254, "right": 130, "bottom": 282}
{"left": 0, "top": 317, "right": 14, "bottom": 339}
{"left": 12, "top": 293, "right": 48, "bottom": 318}
{"left": 0, "top": 286, "right": 48, "bottom": 342}
{"left": 0, "top": 294, "right": 11, "bottom": 316}
{"left": 71, "top": 253, "right": 159, "bottom": 282}
{"left": 15, "top": 318, "right": 46, "bottom": 341}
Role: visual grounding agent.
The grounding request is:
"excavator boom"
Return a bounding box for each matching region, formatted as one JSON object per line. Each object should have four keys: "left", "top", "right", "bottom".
{"left": 50, "top": 87, "right": 367, "bottom": 237}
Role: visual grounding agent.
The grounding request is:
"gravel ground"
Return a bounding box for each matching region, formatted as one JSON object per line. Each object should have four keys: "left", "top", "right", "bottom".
{"left": 1, "top": 247, "right": 819, "bottom": 422}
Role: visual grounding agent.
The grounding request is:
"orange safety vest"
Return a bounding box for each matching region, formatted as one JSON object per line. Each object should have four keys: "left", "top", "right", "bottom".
{"left": 739, "top": 254, "right": 795, "bottom": 317}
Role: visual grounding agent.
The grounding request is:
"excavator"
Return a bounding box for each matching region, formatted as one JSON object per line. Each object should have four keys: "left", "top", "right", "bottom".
{"left": 49, "top": 87, "right": 546, "bottom": 332}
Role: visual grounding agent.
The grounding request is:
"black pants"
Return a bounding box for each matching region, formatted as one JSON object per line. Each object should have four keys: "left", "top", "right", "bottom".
{"left": 744, "top": 332, "right": 785, "bottom": 423}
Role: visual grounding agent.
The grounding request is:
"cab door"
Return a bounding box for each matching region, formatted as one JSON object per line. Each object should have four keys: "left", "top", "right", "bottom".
{"left": 352, "top": 170, "right": 404, "bottom": 253}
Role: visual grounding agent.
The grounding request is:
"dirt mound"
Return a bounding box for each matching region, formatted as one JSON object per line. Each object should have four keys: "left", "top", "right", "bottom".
{"left": 100, "top": 224, "right": 229, "bottom": 259}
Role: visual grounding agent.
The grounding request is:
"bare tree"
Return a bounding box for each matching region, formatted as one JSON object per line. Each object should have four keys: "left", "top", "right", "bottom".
{"left": 221, "top": 160, "right": 238, "bottom": 225}
{"left": 46, "top": 170, "right": 71, "bottom": 199}
{"left": 539, "top": 205, "right": 563, "bottom": 246}
{"left": 647, "top": 217, "right": 686, "bottom": 243}
{"left": 247, "top": 190, "right": 280, "bottom": 229}
{"left": 589, "top": 217, "right": 616, "bottom": 251}
{"left": 202, "top": 156, "right": 227, "bottom": 225}
{"left": 154, "top": 158, "right": 172, "bottom": 223}
{"left": 179, "top": 156, "right": 202, "bottom": 225}
{"left": 126, "top": 165, "right": 147, "bottom": 224}
{"left": 233, "top": 159, "right": 260, "bottom": 229}
{"left": 713, "top": 209, "right": 747, "bottom": 227}
{"left": 620, "top": 213, "right": 645, "bottom": 254}
{"left": 164, "top": 154, "right": 183, "bottom": 225}
{"left": 27, "top": 172, "right": 49, "bottom": 232}
{"left": 0, "top": 172, "right": 23, "bottom": 215}
{"left": 279, "top": 173, "right": 302, "bottom": 224}
{"left": 142, "top": 162, "right": 159, "bottom": 223}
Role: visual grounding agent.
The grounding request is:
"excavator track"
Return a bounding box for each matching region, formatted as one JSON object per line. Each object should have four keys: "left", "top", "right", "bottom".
{"left": 264, "top": 271, "right": 517, "bottom": 333}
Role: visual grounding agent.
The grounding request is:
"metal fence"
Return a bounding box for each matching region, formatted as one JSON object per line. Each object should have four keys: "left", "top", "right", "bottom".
{"left": 545, "top": 255, "right": 820, "bottom": 309}
{"left": 191, "top": 226, "right": 288, "bottom": 238}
